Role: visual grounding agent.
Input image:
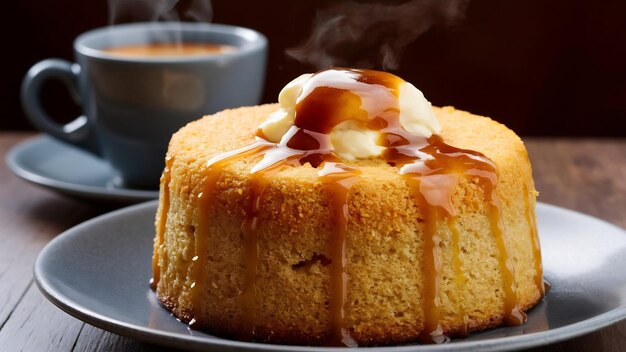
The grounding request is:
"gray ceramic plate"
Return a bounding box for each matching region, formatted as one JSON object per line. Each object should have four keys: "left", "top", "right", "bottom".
{"left": 6, "top": 135, "right": 159, "bottom": 203}
{"left": 34, "top": 201, "right": 626, "bottom": 352}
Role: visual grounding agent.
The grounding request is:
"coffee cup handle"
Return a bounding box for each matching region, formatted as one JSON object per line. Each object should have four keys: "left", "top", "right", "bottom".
{"left": 21, "top": 59, "right": 100, "bottom": 156}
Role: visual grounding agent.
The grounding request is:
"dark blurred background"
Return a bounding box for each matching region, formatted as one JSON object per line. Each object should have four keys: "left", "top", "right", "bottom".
{"left": 3, "top": 0, "right": 626, "bottom": 136}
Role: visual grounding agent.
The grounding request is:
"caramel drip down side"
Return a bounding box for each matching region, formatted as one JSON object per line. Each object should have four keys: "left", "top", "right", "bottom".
{"left": 524, "top": 184, "right": 545, "bottom": 296}
{"left": 406, "top": 177, "right": 446, "bottom": 344}
{"left": 187, "top": 170, "right": 219, "bottom": 326}
{"left": 318, "top": 162, "right": 361, "bottom": 347}
{"left": 240, "top": 163, "right": 288, "bottom": 340}
{"left": 398, "top": 136, "right": 525, "bottom": 339}
{"left": 239, "top": 174, "right": 263, "bottom": 340}
{"left": 151, "top": 156, "right": 173, "bottom": 290}
{"left": 188, "top": 142, "right": 274, "bottom": 327}
{"left": 447, "top": 217, "right": 469, "bottom": 337}
{"left": 470, "top": 169, "right": 527, "bottom": 326}
{"left": 488, "top": 199, "right": 527, "bottom": 325}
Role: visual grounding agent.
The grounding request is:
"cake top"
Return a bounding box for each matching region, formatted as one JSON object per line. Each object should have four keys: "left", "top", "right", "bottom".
{"left": 205, "top": 68, "right": 498, "bottom": 215}
{"left": 258, "top": 68, "right": 441, "bottom": 161}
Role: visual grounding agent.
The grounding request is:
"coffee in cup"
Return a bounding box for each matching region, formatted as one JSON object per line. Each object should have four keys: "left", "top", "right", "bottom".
{"left": 21, "top": 22, "right": 267, "bottom": 189}
{"left": 102, "top": 43, "right": 235, "bottom": 57}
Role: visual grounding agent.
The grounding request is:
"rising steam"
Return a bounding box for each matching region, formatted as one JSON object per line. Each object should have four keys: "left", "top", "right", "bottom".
{"left": 107, "top": 0, "right": 213, "bottom": 24}
{"left": 288, "top": 0, "right": 469, "bottom": 70}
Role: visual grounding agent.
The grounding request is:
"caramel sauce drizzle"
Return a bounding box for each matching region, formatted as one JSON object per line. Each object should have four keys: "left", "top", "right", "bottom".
{"left": 186, "top": 171, "right": 219, "bottom": 327}
{"left": 524, "top": 184, "right": 545, "bottom": 296}
{"left": 187, "top": 141, "right": 274, "bottom": 328}
{"left": 156, "top": 68, "right": 537, "bottom": 345}
{"left": 240, "top": 162, "right": 299, "bottom": 339}
{"left": 397, "top": 138, "right": 527, "bottom": 330}
{"left": 484, "top": 181, "right": 527, "bottom": 325}
{"left": 407, "top": 183, "right": 446, "bottom": 344}
{"left": 318, "top": 162, "right": 361, "bottom": 347}
{"left": 151, "top": 156, "right": 173, "bottom": 290}
{"left": 238, "top": 172, "right": 266, "bottom": 339}
{"left": 447, "top": 217, "right": 469, "bottom": 337}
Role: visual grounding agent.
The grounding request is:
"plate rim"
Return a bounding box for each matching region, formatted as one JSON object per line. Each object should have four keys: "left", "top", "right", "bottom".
{"left": 34, "top": 201, "right": 626, "bottom": 352}
{"left": 6, "top": 135, "right": 159, "bottom": 202}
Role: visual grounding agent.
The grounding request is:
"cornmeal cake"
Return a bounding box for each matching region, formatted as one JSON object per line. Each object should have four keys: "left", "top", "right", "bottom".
{"left": 151, "top": 69, "right": 544, "bottom": 346}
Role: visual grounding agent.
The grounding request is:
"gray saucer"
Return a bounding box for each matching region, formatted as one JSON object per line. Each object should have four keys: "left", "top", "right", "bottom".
{"left": 6, "top": 135, "right": 158, "bottom": 203}
{"left": 34, "top": 201, "right": 626, "bottom": 351}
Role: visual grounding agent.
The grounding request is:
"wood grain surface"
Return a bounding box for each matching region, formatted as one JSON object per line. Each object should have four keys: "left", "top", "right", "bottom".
{"left": 0, "top": 132, "right": 624, "bottom": 352}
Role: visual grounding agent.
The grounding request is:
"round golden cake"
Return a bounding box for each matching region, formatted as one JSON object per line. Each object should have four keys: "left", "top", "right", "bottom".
{"left": 151, "top": 103, "right": 543, "bottom": 346}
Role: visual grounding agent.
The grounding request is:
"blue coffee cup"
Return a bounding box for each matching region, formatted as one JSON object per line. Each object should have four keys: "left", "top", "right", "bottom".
{"left": 21, "top": 22, "right": 267, "bottom": 189}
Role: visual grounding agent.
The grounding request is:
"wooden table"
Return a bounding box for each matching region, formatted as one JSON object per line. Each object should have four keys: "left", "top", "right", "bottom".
{"left": 0, "top": 132, "right": 624, "bottom": 351}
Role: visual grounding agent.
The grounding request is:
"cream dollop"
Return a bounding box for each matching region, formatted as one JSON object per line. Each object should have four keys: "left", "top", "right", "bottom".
{"left": 259, "top": 72, "right": 441, "bottom": 160}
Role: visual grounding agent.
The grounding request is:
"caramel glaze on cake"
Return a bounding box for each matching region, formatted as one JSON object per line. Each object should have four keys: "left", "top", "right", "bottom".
{"left": 151, "top": 69, "right": 544, "bottom": 346}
